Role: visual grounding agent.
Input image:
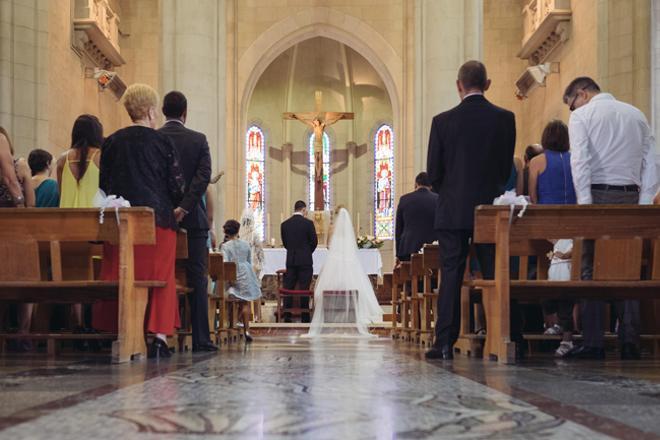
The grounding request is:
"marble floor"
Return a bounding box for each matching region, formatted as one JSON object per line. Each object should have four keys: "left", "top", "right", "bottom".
{"left": 0, "top": 338, "right": 659, "bottom": 439}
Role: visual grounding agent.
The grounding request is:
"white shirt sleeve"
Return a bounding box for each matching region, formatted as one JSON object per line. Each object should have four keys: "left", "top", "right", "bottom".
{"left": 568, "top": 113, "right": 593, "bottom": 204}
{"left": 639, "top": 123, "right": 659, "bottom": 204}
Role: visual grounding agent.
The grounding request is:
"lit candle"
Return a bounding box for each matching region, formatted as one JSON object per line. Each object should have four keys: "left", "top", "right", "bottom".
{"left": 266, "top": 213, "right": 271, "bottom": 241}
{"left": 271, "top": 237, "right": 276, "bottom": 247}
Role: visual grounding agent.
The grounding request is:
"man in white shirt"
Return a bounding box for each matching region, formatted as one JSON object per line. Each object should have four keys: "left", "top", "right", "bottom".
{"left": 564, "top": 76, "right": 659, "bottom": 360}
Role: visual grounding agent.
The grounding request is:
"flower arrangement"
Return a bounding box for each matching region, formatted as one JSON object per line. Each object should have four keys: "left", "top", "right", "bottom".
{"left": 356, "top": 235, "right": 384, "bottom": 249}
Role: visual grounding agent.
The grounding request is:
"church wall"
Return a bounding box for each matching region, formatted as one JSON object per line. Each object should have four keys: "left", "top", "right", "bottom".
{"left": 482, "top": 0, "right": 526, "bottom": 154}
{"left": 47, "top": 0, "right": 162, "bottom": 155}
{"left": 47, "top": 1, "right": 123, "bottom": 154}
{"left": 160, "top": 0, "right": 225, "bottom": 224}
{"left": 0, "top": 0, "right": 50, "bottom": 157}
{"left": 485, "top": 0, "right": 652, "bottom": 158}
{"left": 1, "top": 0, "right": 163, "bottom": 157}
{"left": 234, "top": 0, "right": 407, "bottom": 65}
{"left": 414, "top": 0, "right": 483, "bottom": 173}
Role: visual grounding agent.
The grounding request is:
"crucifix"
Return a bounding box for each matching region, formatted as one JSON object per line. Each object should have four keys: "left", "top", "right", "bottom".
{"left": 283, "top": 90, "right": 354, "bottom": 210}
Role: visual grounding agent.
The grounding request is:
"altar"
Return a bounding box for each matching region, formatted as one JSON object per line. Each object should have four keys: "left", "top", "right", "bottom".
{"left": 262, "top": 248, "right": 383, "bottom": 277}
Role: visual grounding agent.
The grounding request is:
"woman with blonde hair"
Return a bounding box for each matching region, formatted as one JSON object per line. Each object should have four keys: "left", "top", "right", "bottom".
{"left": 92, "top": 83, "right": 185, "bottom": 359}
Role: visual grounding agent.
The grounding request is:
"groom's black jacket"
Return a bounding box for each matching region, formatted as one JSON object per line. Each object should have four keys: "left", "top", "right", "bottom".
{"left": 281, "top": 214, "right": 318, "bottom": 267}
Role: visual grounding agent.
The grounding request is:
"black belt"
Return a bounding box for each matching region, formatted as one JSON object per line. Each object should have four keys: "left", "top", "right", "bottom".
{"left": 591, "top": 184, "right": 639, "bottom": 192}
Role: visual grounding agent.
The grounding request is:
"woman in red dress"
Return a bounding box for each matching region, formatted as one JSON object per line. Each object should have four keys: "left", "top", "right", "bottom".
{"left": 92, "top": 83, "right": 185, "bottom": 359}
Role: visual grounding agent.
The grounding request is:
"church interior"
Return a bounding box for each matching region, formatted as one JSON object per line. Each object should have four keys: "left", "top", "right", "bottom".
{"left": 1, "top": 0, "right": 660, "bottom": 438}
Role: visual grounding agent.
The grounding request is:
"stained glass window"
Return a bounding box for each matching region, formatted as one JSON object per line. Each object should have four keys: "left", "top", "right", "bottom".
{"left": 308, "top": 132, "right": 331, "bottom": 211}
{"left": 374, "top": 125, "right": 394, "bottom": 239}
{"left": 246, "top": 125, "right": 265, "bottom": 240}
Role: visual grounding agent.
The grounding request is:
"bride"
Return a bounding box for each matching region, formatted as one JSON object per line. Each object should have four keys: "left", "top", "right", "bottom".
{"left": 305, "top": 208, "right": 383, "bottom": 337}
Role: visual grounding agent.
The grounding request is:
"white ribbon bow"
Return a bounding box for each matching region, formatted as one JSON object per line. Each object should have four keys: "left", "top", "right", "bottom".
{"left": 493, "top": 190, "right": 530, "bottom": 224}
{"left": 93, "top": 190, "right": 131, "bottom": 224}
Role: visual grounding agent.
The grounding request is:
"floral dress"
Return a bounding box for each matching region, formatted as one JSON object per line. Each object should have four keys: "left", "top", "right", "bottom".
{"left": 221, "top": 239, "right": 262, "bottom": 301}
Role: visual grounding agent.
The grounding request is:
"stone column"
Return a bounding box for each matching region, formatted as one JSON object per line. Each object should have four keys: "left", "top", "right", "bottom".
{"left": 160, "top": 0, "right": 226, "bottom": 226}
{"left": 0, "top": 0, "right": 49, "bottom": 156}
{"left": 414, "top": 0, "right": 483, "bottom": 173}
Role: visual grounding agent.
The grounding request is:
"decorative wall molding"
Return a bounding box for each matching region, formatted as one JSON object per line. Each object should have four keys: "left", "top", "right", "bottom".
{"left": 72, "top": 0, "right": 125, "bottom": 68}
{"left": 518, "top": 0, "right": 571, "bottom": 65}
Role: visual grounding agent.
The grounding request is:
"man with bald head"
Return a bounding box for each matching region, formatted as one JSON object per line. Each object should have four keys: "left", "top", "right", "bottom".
{"left": 426, "top": 60, "right": 517, "bottom": 360}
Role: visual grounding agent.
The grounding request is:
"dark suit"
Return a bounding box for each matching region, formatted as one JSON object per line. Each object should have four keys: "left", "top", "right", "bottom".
{"left": 395, "top": 187, "right": 439, "bottom": 261}
{"left": 158, "top": 120, "right": 212, "bottom": 347}
{"left": 280, "top": 213, "right": 318, "bottom": 290}
{"left": 426, "top": 94, "right": 516, "bottom": 348}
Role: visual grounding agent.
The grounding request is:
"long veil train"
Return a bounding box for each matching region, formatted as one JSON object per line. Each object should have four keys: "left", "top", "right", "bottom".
{"left": 304, "top": 208, "right": 383, "bottom": 338}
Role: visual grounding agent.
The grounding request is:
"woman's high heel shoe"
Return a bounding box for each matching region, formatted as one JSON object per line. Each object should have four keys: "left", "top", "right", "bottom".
{"left": 148, "top": 337, "right": 172, "bottom": 359}
{"left": 244, "top": 331, "right": 253, "bottom": 343}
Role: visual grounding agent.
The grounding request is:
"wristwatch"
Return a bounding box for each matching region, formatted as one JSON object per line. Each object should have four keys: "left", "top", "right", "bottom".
{"left": 13, "top": 195, "right": 24, "bottom": 206}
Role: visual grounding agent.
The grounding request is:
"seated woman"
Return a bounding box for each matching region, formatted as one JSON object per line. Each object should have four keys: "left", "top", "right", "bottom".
{"left": 221, "top": 219, "right": 262, "bottom": 342}
{"left": 528, "top": 119, "right": 577, "bottom": 358}
{"left": 28, "top": 149, "right": 59, "bottom": 208}
{"left": 92, "top": 83, "right": 185, "bottom": 359}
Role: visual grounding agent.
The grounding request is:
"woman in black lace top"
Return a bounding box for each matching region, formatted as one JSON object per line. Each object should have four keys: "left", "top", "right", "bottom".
{"left": 92, "top": 83, "right": 185, "bottom": 359}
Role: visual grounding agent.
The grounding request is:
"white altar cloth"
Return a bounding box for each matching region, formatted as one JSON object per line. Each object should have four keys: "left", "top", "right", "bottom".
{"left": 262, "top": 248, "right": 383, "bottom": 277}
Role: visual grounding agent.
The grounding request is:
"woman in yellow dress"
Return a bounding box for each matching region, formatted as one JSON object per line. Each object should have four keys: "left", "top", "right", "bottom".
{"left": 57, "top": 114, "right": 103, "bottom": 208}
{"left": 56, "top": 114, "right": 103, "bottom": 334}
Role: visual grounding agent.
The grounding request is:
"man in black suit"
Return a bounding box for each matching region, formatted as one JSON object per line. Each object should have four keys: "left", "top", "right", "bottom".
{"left": 425, "top": 61, "right": 516, "bottom": 360}
{"left": 395, "top": 172, "right": 438, "bottom": 264}
{"left": 158, "top": 91, "right": 217, "bottom": 352}
{"left": 281, "top": 201, "right": 318, "bottom": 321}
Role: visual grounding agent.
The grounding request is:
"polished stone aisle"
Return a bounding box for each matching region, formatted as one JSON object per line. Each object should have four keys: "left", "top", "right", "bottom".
{"left": 0, "top": 338, "right": 658, "bottom": 439}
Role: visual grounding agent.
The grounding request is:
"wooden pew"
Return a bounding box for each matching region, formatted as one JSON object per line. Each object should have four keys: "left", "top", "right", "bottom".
{"left": 378, "top": 273, "right": 394, "bottom": 322}
{"left": 420, "top": 244, "right": 440, "bottom": 347}
{"left": 0, "top": 208, "right": 161, "bottom": 363}
{"left": 393, "top": 261, "right": 411, "bottom": 340}
{"left": 473, "top": 205, "right": 660, "bottom": 364}
{"left": 217, "top": 261, "right": 239, "bottom": 344}
{"left": 408, "top": 254, "right": 425, "bottom": 344}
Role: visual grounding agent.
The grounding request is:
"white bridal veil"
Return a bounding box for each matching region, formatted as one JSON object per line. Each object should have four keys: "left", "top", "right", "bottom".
{"left": 305, "top": 208, "right": 383, "bottom": 337}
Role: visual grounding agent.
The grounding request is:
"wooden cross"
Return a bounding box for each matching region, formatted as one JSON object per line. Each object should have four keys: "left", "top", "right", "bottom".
{"left": 283, "top": 91, "right": 353, "bottom": 210}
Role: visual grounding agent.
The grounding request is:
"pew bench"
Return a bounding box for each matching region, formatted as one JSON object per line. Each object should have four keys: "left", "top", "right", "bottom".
{"left": 0, "top": 208, "right": 160, "bottom": 363}
{"left": 473, "top": 205, "right": 660, "bottom": 364}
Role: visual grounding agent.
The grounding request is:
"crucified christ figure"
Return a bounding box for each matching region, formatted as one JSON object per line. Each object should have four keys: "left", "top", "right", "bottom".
{"left": 283, "top": 91, "right": 353, "bottom": 210}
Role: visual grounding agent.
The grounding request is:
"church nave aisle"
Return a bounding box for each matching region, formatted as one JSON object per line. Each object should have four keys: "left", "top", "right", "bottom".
{"left": 4, "top": 337, "right": 660, "bottom": 439}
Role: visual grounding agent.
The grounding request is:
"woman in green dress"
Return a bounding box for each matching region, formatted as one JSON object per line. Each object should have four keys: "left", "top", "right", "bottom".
{"left": 28, "top": 149, "right": 59, "bottom": 208}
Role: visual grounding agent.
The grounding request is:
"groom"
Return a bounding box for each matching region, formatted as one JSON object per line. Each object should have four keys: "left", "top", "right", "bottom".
{"left": 281, "top": 200, "right": 318, "bottom": 321}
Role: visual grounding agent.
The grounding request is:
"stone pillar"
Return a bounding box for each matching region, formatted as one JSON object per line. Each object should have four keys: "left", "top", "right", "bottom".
{"left": 413, "top": 0, "right": 483, "bottom": 174}
{"left": 160, "top": 0, "right": 226, "bottom": 227}
{"left": 0, "top": 0, "right": 49, "bottom": 156}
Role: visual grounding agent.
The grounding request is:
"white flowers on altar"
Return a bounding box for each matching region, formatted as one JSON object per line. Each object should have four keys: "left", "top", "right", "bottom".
{"left": 356, "top": 235, "right": 384, "bottom": 249}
